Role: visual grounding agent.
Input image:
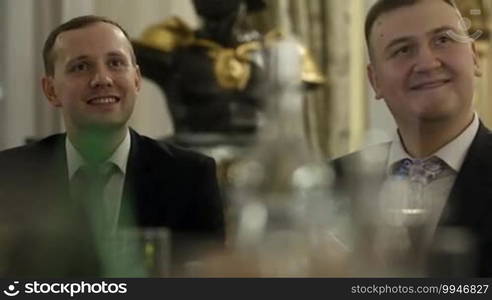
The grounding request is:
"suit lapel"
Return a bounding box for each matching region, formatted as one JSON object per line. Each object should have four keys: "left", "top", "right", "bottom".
{"left": 119, "top": 130, "right": 175, "bottom": 227}
{"left": 54, "top": 136, "right": 70, "bottom": 199}
{"left": 40, "top": 134, "right": 71, "bottom": 204}
{"left": 441, "top": 123, "right": 492, "bottom": 227}
{"left": 120, "top": 130, "right": 148, "bottom": 226}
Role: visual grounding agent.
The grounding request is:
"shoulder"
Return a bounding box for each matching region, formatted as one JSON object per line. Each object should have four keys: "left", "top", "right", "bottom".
{"left": 333, "top": 142, "right": 391, "bottom": 175}
{"left": 334, "top": 142, "right": 391, "bottom": 165}
{"left": 0, "top": 134, "right": 65, "bottom": 183}
{"left": 131, "top": 131, "right": 215, "bottom": 168}
{"left": 0, "top": 134, "right": 65, "bottom": 163}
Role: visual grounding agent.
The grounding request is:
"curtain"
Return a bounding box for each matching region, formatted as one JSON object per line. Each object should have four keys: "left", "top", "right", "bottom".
{"left": 252, "top": 0, "right": 368, "bottom": 159}
{"left": 458, "top": 0, "right": 492, "bottom": 126}
{"left": 33, "top": 0, "right": 65, "bottom": 138}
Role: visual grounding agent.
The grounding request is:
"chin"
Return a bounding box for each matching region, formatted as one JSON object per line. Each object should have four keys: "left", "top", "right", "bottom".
{"left": 412, "top": 97, "right": 464, "bottom": 121}
{"left": 83, "top": 120, "right": 128, "bottom": 133}
{"left": 415, "top": 108, "right": 463, "bottom": 123}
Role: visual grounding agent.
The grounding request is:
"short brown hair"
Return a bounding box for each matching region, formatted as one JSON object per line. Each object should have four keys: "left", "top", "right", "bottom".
{"left": 365, "top": 0, "right": 458, "bottom": 56}
{"left": 43, "top": 15, "right": 136, "bottom": 76}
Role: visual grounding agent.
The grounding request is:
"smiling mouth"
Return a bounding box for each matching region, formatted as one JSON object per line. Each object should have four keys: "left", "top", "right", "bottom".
{"left": 87, "top": 96, "right": 120, "bottom": 105}
{"left": 410, "top": 79, "right": 451, "bottom": 90}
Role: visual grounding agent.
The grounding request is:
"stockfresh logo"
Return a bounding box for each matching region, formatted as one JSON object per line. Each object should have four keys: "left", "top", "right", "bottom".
{"left": 3, "top": 281, "right": 20, "bottom": 297}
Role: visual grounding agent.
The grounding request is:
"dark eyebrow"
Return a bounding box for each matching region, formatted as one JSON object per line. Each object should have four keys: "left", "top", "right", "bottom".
{"left": 107, "top": 51, "right": 128, "bottom": 59}
{"left": 67, "top": 55, "right": 90, "bottom": 65}
{"left": 431, "top": 25, "right": 459, "bottom": 36}
{"left": 68, "top": 51, "right": 128, "bottom": 62}
{"left": 383, "top": 25, "right": 460, "bottom": 54}
{"left": 384, "top": 36, "right": 413, "bottom": 55}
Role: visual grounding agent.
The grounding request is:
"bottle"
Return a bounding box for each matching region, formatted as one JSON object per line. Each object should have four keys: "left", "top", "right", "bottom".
{"left": 226, "top": 34, "right": 346, "bottom": 276}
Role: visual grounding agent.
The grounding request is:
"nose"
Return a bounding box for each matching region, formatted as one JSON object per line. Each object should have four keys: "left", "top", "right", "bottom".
{"left": 89, "top": 65, "right": 114, "bottom": 88}
{"left": 413, "top": 45, "right": 442, "bottom": 73}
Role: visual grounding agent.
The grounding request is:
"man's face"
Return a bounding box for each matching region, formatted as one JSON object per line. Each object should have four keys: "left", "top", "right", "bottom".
{"left": 367, "top": 0, "right": 480, "bottom": 126}
{"left": 42, "top": 22, "right": 141, "bottom": 133}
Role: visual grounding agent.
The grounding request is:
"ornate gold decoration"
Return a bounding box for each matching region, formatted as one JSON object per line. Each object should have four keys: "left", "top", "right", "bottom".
{"left": 298, "top": 45, "right": 325, "bottom": 85}
{"left": 194, "top": 39, "right": 262, "bottom": 90}
{"left": 136, "top": 16, "right": 195, "bottom": 52}
{"left": 135, "top": 16, "right": 261, "bottom": 90}
{"left": 136, "top": 17, "right": 324, "bottom": 90}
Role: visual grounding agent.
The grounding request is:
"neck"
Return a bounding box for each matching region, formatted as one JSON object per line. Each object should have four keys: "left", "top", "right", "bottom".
{"left": 68, "top": 127, "right": 127, "bottom": 165}
{"left": 397, "top": 113, "right": 474, "bottom": 159}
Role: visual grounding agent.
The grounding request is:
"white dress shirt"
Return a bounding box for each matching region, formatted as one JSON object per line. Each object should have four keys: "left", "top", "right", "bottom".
{"left": 66, "top": 130, "right": 131, "bottom": 231}
{"left": 377, "top": 114, "right": 479, "bottom": 251}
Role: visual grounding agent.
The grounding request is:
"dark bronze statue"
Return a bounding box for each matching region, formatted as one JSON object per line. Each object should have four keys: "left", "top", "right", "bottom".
{"left": 132, "top": 0, "right": 323, "bottom": 148}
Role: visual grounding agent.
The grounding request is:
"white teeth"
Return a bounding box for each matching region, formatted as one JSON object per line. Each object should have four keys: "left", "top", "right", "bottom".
{"left": 90, "top": 97, "right": 117, "bottom": 104}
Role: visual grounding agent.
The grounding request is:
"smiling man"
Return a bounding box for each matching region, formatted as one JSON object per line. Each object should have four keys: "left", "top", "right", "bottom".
{"left": 367, "top": 0, "right": 480, "bottom": 158}
{"left": 42, "top": 18, "right": 142, "bottom": 163}
{"left": 336, "top": 0, "right": 492, "bottom": 277}
{"left": 0, "top": 16, "right": 224, "bottom": 276}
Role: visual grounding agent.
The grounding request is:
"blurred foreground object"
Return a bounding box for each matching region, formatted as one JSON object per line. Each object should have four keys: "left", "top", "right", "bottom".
{"left": 179, "top": 34, "right": 348, "bottom": 277}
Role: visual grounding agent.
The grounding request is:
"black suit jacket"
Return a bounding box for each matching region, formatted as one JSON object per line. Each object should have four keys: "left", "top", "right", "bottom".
{"left": 0, "top": 129, "right": 224, "bottom": 276}
{"left": 335, "top": 123, "right": 492, "bottom": 277}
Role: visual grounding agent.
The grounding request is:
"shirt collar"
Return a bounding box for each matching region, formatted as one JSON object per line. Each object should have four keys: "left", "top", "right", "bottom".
{"left": 66, "top": 129, "right": 131, "bottom": 179}
{"left": 387, "top": 113, "right": 479, "bottom": 173}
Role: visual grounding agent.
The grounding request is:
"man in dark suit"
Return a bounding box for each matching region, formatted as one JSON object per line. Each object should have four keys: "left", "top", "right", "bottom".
{"left": 335, "top": 0, "right": 492, "bottom": 276}
{"left": 0, "top": 15, "right": 224, "bottom": 276}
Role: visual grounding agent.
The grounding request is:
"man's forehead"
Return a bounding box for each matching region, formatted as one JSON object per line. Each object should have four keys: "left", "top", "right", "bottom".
{"left": 54, "top": 23, "right": 131, "bottom": 61}
{"left": 58, "top": 22, "right": 123, "bottom": 40}
{"left": 370, "top": 0, "right": 461, "bottom": 48}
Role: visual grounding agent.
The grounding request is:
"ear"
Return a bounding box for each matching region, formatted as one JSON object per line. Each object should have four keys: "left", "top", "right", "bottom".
{"left": 41, "top": 76, "right": 62, "bottom": 107}
{"left": 134, "top": 65, "right": 142, "bottom": 92}
{"left": 367, "top": 63, "right": 383, "bottom": 100}
{"left": 471, "top": 42, "right": 482, "bottom": 77}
